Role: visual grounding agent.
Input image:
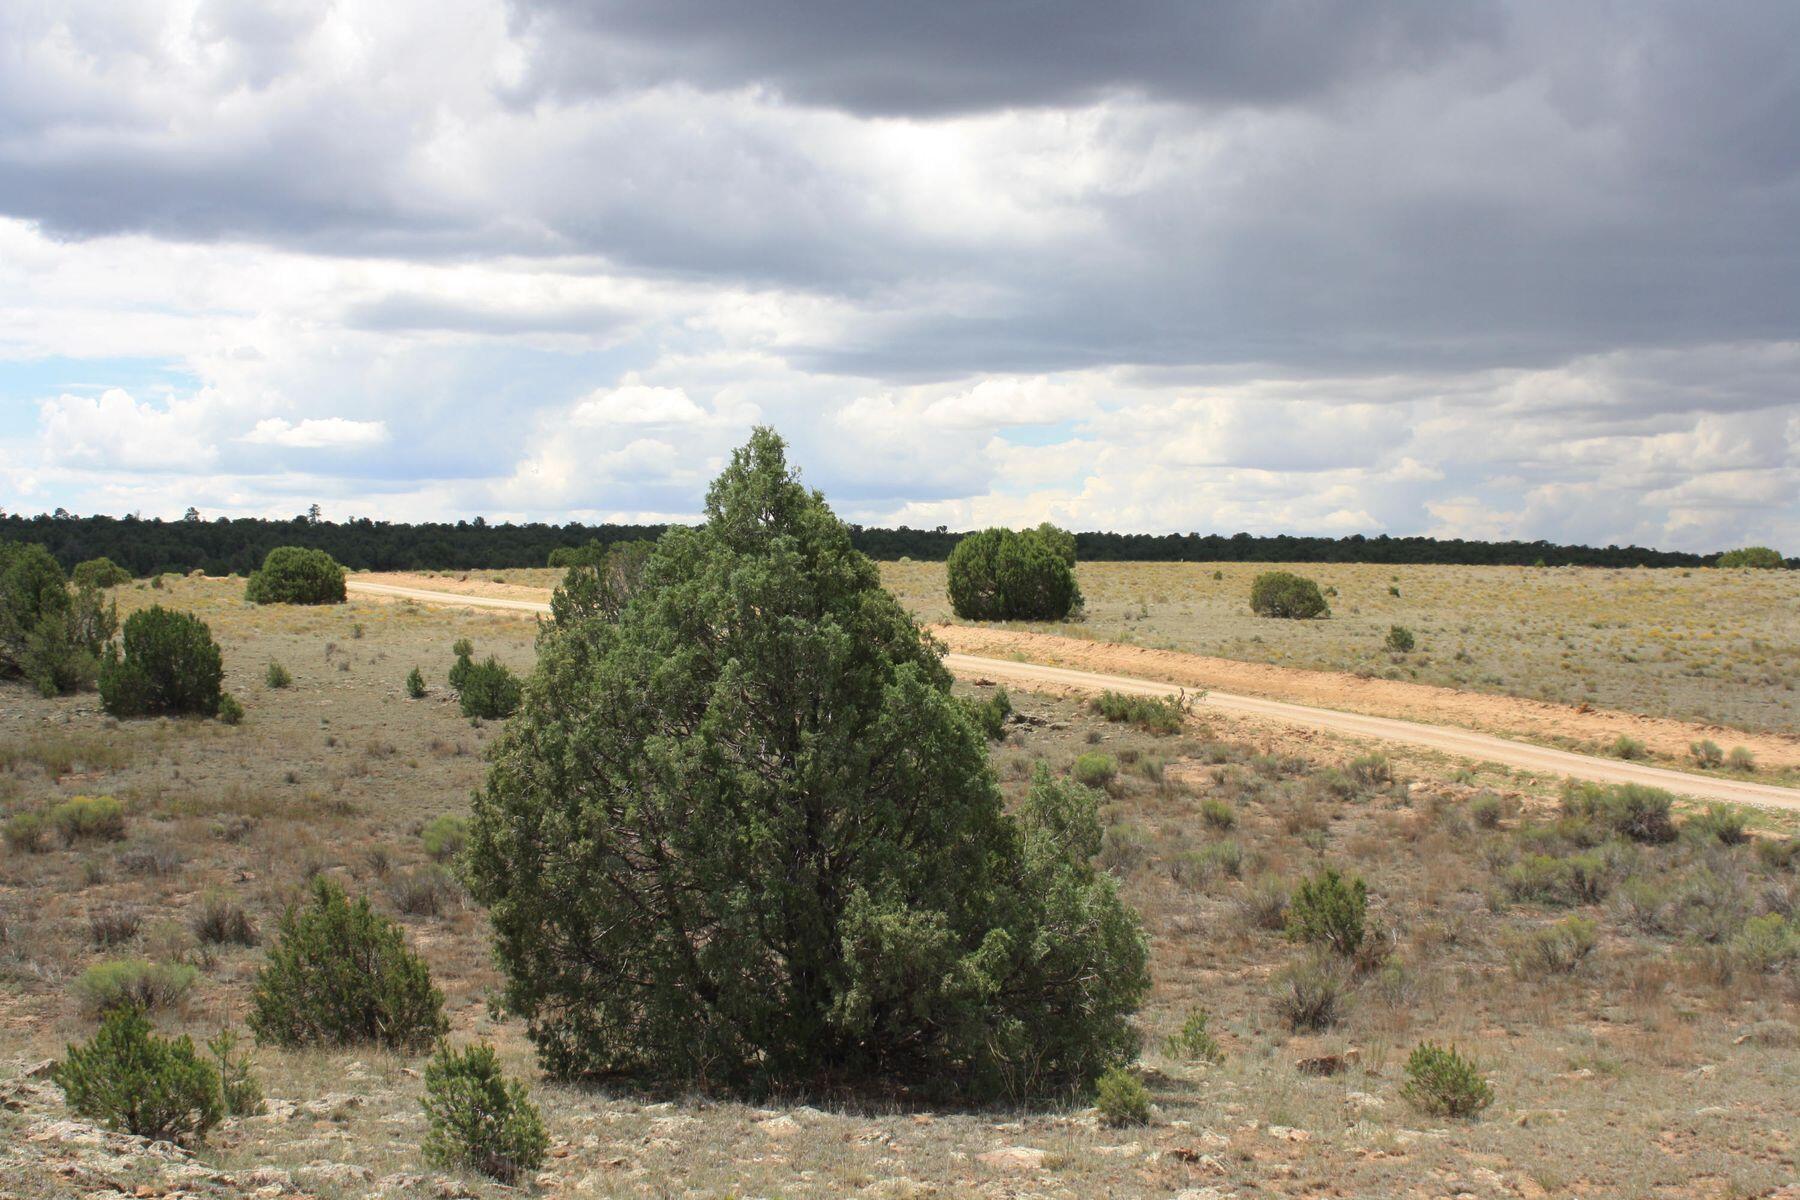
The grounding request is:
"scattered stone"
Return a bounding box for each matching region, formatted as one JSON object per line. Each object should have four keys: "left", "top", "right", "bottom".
{"left": 760, "top": 1115, "right": 801, "bottom": 1137}
{"left": 1393, "top": 1129, "right": 1449, "bottom": 1146}
{"left": 977, "top": 1146, "right": 1047, "bottom": 1170}
{"left": 1344, "top": 1091, "right": 1385, "bottom": 1112}
{"left": 300, "top": 1160, "right": 373, "bottom": 1185}
{"left": 1265, "top": 1125, "right": 1311, "bottom": 1143}
{"left": 298, "top": 1092, "right": 365, "bottom": 1119}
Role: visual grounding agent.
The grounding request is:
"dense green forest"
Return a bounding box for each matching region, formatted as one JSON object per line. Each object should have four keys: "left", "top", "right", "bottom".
{"left": 4, "top": 510, "right": 1778, "bottom": 575}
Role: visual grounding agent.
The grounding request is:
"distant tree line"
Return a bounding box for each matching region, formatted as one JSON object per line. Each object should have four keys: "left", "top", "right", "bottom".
{"left": 2, "top": 510, "right": 1787, "bottom": 575}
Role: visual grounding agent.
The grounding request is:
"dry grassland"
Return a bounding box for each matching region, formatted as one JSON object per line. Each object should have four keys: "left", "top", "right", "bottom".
{"left": 880, "top": 560, "right": 1800, "bottom": 735}
{"left": 1, "top": 577, "right": 1795, "bottom": 1199}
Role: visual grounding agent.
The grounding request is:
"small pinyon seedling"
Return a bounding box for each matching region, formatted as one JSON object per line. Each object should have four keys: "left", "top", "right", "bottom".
{"left": 1401, "top": 1042, "right": 1493, "bottom": 1118}
{"left": 1094, "top": 1065, "right": 1152, "bottom": 1125}
{"left": 422, "top": 1041, "right": 549, "bottom": 1183}
{"left": 406, "top": 666, "right": 427, "bottom": 699}
{"left": 52, "top": 1007, "right": 223, "bottom": 1141}
{"left": 1163, "top": 1007, "right": 1224, "bottom": 1063}
{"left": 207, "top": 1028, "right": 264, "bottom": 1116}
{"left": 1287, "top": 868, "right": 1368, "bottom": 956}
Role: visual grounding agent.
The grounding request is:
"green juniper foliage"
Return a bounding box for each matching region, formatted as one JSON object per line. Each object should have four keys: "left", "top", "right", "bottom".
{"left": 0, "top": 541, "right": 116, "bottom": 696}
{"left": 1715, "top": 545, "right": 1784, "bottom": 568}
{"left": 421, "top": 1042, "right": 548, "bottom": 1183}
{"left": 247, "top": 877, "right": 447, "bottom": 1051}
{"left": 466, "top": 429, "right": 1148, "bottom": 1099}
{"left": 456, "top": 656, "right": 521, "bottom": 720}
{"left": 551, "top": 539, "right": 654, "bottom": 625}
{"left": 962, "top": 687, "right": 1012, "bottom": 741}
{"left": 1249, "top": 571, "right": 1330, "bottom": 619}
{"left": 1401, "top": 1042, "right": 1494, "bottom": 1118}
{"left": 244, "top": 546, "right": 346, "bottom": 605}
{"left": 406, "top": 666, "right": 427, "bottom": 698}
{"left": 72, "top": 556, "right": 133, "bottom": 589}
{"left": 98, "top": 606, "right": 223, "bottom": 718}
{"left": 448, "top": 639, "right": 475, "bottom": 692}
{"left": 52, "top": 1007, "right": 223, "bottom": 1142}
{"left": 1286, "top": 868, "right": 1368, "bottom": 956}
{"left": 945, "top": 523, "right": 1082, "bottom": 620}
{"left": 1093, "top": 1065, "right": 1152, "bottom": 1125}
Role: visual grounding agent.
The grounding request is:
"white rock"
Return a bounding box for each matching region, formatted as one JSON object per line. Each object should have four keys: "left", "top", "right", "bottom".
{"left": 976, "top": 1145, "right": 1047, "bottom": 1170}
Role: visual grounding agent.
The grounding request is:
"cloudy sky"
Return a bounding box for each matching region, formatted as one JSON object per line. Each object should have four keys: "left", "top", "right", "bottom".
{"left": 2, "top": 1, "right": 1796, "bottom": 550}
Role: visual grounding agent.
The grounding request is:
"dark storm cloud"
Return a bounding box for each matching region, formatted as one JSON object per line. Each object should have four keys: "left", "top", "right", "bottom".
{"left": 507, "top": 0, "right": 1504, "bottom": 116}
{"left": 3, "top": 0, "right": 1796, "bottom": 385}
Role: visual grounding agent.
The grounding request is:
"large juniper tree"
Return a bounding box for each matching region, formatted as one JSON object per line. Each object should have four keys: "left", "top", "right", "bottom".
{"left": 466, "top": 429, "right": 1147, "bottom": 1098}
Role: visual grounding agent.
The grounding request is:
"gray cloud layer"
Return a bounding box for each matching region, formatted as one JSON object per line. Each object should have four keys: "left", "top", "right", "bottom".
{"left": 0, "top": 1, "right": 1795, "bottom": 550}
{"left": 508, "top": 0, "right": 1505, "bottom": 115}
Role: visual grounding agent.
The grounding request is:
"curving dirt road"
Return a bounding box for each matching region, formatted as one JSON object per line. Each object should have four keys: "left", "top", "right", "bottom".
{"left": 349, "top": 578, "right": 1800, "bottom": 812}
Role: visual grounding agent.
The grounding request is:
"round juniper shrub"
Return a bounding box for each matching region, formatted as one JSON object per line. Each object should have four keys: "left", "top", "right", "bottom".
{"left": 946, "top": 524, "right": 1082, "bottom": 621}
{"left": 466, "top": 430, "right": 1147, "bottom": 1100}
{"left": 98, "top": 606, "right": 223, "bottom": 718}
{"left": 244, "top": 546, "right": 346, "bottom": 605}
{"left": 72, "top": 556, "right": 133, "bottom": 589}
{"left": 52, "top": 1007, "right": 222, "bottom": 1142}
{"left": 1249, "top": 571, "right": 1330, "bottom": 619}
{"left": 247, "top": 877, "right": 447, "bottom": 1051}
{"left": 1715, "top": 545, "right": 1784, "bottom": 569}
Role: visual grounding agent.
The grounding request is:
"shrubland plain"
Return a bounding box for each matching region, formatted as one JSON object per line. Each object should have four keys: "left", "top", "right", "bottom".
{"left": 2, "top": 571, "right": 1797, "bottom": 1199}
{"left": 881, "top": 559, "right": 1800, "bottom": 734}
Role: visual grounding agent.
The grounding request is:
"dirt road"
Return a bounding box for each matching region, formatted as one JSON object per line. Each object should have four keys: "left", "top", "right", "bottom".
{"left": 349, "top": 578, "right": 1800, "bottom": 812}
